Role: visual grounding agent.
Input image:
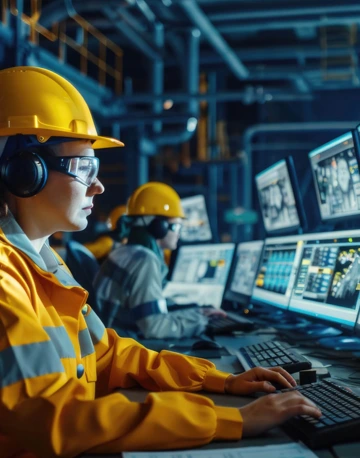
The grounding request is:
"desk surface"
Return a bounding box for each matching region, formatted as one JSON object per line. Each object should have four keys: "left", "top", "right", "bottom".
{"left": 83, "top": 327, "right": 360, "bottom": 458}
{"left": 85, "top": 387, "right": 336, "bottom": 458}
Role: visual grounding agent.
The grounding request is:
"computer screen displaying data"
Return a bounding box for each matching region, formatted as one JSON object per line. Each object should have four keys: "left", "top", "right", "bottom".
{"left": 180, "top": 195, "right": 212, "bottom": 242}
{"left": 252, "top": 235, "right": 304, "bottom": 309}
{"left": 289, "top": 230, "right": 360, "bottom": 330}
{"left": 255, "top": 158, "right": 305, "bottom": 235}
{"left": 309, "top": 132, "right": 360, "bottom": 222}
{"left": 225, "top": 240, "right": 264, "bottom": 304}
{"left": 163, "top": 243, "right": 235, "bottom": 308}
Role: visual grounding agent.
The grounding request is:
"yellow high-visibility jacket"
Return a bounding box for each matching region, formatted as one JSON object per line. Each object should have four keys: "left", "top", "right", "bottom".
{"left": 0, "top": 214, "right": 242, "bottom": 458}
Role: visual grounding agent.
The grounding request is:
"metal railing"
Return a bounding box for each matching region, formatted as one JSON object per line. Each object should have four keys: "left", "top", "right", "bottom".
{"left": 2, "top": 0, "right": 123, "bottom": 94}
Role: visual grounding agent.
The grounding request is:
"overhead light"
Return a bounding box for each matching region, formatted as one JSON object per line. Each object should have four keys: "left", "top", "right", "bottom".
{"left": 187, "top": 117, "right": 198, "bottom": 132}
{"left": 163, "top": 99, "right": 173, "bottom": 110}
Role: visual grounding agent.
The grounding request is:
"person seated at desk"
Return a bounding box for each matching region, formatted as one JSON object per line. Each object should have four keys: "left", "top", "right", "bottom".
{"left": 94, "top": 181, "right": 220, "bottom": 339}
{"left": 0, "top": 66, "right": 321, "bottom": 458}
{"left": 84, "top": 204, "right": 128, "bottom": 263}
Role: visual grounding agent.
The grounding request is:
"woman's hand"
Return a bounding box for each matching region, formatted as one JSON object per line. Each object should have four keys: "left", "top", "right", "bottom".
{"left": 225, "top": 367, "right": 296, "bottom": 395}
{"left": 240, "top": 391, "right": 322, "bottom": 437}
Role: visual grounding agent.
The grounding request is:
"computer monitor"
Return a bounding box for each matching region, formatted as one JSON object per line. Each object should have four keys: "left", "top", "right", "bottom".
{"left": 309, "top": 131, "right": 360, "bottom": 222}
{"left": 255, "top": 157, "right": 306, "bottom": 235}
{"left": 288, "top": 229, "right": 360, "bottom": 331}
{"left": 180, "top": 195, "right": 212, "bottom": 243}
{"left": 163, "top": 243, "right": 235, "bottom": 309}
{"left": 252, "top": 234, "right": 305, "bottom": 309}
{"left": 225, "top": 240, "right": 264, "bottom": 304}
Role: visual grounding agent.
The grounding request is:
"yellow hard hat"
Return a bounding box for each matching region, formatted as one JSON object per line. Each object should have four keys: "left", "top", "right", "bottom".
{"left": 107, "top": 205, "right": 127, "bottom": 231}
{"left": 0, "top": 66, "right": 123, "bottom": 149}
{"left": 127, "top": 182, "right": 185, "bottom": 218}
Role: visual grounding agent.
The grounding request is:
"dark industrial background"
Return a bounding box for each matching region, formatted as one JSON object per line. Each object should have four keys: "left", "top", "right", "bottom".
{"left": 2, "top": 0, "right": 360, "bottom": 242}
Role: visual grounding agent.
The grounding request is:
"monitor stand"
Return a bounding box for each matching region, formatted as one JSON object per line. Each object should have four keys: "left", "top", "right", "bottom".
{"left": 300, "top": 323, "right": 343, "bottom": 338}
{"left": 258, "top": 309, "right": 286, "bottom": 322}
{"left": 274, "top": 317, "right": 311, "bottom": 330}
{"left": 243, "top": 303, "right": 267, "bottom": 316}
{"left": 318, "top": 336, "right": 360, "bottom": 351}
{"left": 257, "top": 311, "right": 308, "bottom": 328}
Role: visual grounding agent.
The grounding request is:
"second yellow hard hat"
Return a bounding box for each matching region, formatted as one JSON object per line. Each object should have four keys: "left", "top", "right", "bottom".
{"left": 127, "top": 182, "right": 185, "bottom": 218}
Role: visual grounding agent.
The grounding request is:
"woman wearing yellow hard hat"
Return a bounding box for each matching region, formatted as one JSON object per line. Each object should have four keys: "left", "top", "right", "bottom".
{"left": 0, "top": 66, "right": 319, "bottom": 457}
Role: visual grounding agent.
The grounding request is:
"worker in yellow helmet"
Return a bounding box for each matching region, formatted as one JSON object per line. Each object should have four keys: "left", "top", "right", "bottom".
{"left": 0, "top": 66, "right": 320, "bottom": 457}
{"left": 94, "top": 181, "right": 215, "bottom": 339}
{"left": 84, "top": 204, "right": 128, "bottom": 262}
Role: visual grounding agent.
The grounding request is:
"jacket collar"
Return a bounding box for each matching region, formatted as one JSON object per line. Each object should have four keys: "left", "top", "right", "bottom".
{"left": 0, "top": 211, "right": 62, "bottom": 274}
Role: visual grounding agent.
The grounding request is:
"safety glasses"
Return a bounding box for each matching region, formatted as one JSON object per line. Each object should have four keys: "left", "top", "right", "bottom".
{"left": 168, "top": 222, "right": 182, "bottom": 234}
{"left": 43, "top": 156, "right": 100, "bottom": 187}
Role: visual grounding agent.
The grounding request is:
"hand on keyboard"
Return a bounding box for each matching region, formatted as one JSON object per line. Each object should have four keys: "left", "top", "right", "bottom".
{"left": 225, "top": 366, "right": 296, "bottom": 395}
{"left": 200, "top": 306, "right": 227, "bottom": 318}
{"left": 240, "top": 391, "right": 322, "bottom": 437}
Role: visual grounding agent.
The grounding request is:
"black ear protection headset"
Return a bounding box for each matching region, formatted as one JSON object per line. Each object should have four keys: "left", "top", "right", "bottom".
{"left": 144, "top": 217, "right": 170, "bottom": 239}
{"left": 0, "top": 146, "right": 53, "bottom": 198}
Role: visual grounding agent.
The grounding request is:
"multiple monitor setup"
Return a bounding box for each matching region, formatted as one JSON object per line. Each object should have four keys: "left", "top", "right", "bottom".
{"left": 249, "top": 129, "right": 360, "bottom": 348}
{"left": 166, "top": 229, "right": 360, "bottom": 336}
{"left": 161, "top": 132, "right": 360, "bottom": 451}
{"left": 167, "top": 128, "right": 360, "bottom": 350}
{"left": 163, "top": 229, "right": 360, "bottom": 349}
{"left": 251, "top": 230, "right": 360, "bottom": 346}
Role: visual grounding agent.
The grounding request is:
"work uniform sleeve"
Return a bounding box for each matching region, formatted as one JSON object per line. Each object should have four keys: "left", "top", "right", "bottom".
{"left": 0, "top": 261, "right": 242, "bottom": 458}
{"left": 129, "top": 253, "right": 208, "bottom": 338}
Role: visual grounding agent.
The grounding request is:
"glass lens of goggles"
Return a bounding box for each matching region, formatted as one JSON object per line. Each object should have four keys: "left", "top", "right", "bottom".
{"left": 44, "top": 156, "right": 100, "bottom": 187}
{"left": 168, "top": 222, "right": 182, "bottom": 234}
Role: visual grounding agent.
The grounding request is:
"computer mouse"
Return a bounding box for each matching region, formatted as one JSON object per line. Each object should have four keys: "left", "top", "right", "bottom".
{"left": 191, "top": 339, "right": 223, "bottom": 351}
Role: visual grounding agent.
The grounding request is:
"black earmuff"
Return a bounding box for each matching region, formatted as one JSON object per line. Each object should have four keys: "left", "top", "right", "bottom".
{"left": 0, "top": 148, "right": 49, "bottom": 198}
{"left": 146, "top": 217, "right": 170, "bottom": 239}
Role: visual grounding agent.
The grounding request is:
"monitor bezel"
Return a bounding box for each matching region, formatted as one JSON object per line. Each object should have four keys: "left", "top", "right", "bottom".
{"left": 255, "top": 157, "right": 307, "bottom": 236}
{"left": 251, "top": 234, "right": 305, "bottom": 310}
{"left": 288, "top": 229, "right": 360, "bottom": 332}
{"left": 224, "top": 240, "right": 264, "bottom": 304}
{"left": 308, "top": 131, "right": 360, "bottom": 224}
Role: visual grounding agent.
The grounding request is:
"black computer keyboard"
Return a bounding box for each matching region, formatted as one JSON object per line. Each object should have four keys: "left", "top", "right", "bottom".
{"left": 235, "top": 340, "right": 311, "bottom": 374}
{"left": 207, "top": 311, "right": 255, "bottom": 334}
{"left": 282, "top": 379, "right": 360, "bottom": 449}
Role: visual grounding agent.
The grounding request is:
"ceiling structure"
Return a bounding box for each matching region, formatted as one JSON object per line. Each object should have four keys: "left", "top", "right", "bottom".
{"left": 36, "top": 0, "right": 360, "bottom": 97}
